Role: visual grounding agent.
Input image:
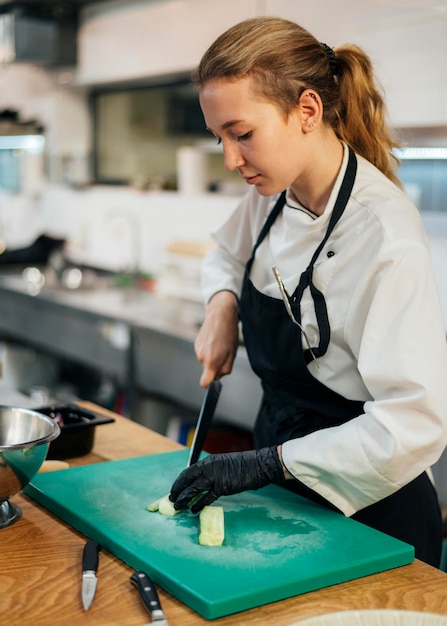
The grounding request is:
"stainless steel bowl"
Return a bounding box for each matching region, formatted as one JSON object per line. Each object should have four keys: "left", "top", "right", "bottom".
{"left": 0, "top": 406, "right": 60, "bottom": 528}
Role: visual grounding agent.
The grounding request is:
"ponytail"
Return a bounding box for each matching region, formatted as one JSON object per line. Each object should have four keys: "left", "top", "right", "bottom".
{"left": 332, "top": 44, "right": 402, "bottom": 187}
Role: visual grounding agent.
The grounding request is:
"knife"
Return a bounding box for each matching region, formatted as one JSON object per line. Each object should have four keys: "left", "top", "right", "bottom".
{"left": 187, "top": 379, "right": 222, "bottom": 467}
{"left": 130, "top": 571, "right": 169, "bottom": 626}
{"left": 81, "top": 540, "right": 102, "bottom": 611}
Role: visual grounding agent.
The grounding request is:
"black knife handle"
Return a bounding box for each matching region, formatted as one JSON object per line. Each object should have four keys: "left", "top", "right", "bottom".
{"left": 130, "top": 571, "right": 163, "bottom": 616}
{"left": 82, "top": 540, "right": 102, "bottom": 572}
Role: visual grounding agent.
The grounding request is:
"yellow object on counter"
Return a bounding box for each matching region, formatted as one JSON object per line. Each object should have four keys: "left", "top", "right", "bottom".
{"left": 38, "top": 460, "right": 70, "bottom": 473}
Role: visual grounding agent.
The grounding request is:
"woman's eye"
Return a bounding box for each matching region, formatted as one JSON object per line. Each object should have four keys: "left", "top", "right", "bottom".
{"left": 237, "top": 132, "right": 252, "bottom": 141}
{"left": 207, "top": 129, "right": 221, "bottom": 145}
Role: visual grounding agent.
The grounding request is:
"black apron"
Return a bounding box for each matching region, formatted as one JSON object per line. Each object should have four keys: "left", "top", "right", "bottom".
{"left": 239, "top": 149, "right": 442, "bottom": 567}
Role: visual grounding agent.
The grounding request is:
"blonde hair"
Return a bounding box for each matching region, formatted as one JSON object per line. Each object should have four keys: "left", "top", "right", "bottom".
{"left": 192, "top": 16, "right": 401, "bottom": 186}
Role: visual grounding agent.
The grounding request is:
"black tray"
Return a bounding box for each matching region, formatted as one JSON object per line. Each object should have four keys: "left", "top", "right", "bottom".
{"left": 35, "top": 404, "right": 115, "bottom": 459}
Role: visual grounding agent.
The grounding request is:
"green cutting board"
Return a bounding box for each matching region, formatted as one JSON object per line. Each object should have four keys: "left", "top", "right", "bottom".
{"left": 25, "top": 449, "right": 414, "bottom": 620}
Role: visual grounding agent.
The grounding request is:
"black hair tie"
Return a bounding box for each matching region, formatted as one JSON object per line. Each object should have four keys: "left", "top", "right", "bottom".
{"left": 321, "top": 42, "right": 340, "bottom": 77}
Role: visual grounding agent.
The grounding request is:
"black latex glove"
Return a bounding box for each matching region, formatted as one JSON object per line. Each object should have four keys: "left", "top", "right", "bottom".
{"left": 169, "top": 447, "right": 284, "bottom": 514}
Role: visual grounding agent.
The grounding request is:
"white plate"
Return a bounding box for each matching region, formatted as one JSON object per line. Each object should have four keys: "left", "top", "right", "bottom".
{"left": 288, "top": 610, "right": 447, "bottom": 626}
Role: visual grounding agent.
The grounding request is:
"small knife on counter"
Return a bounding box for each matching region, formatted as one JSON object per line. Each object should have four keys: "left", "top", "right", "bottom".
{"left": 130, "top": 571, "right": 169, "bottom": 626}
{"left": 81, "top": 540, "right": 102, "bottom": 611}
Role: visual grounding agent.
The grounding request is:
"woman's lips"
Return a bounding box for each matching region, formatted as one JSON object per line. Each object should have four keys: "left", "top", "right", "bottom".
{"left": 244, "top": 174, "right": 260, "bottom": 185}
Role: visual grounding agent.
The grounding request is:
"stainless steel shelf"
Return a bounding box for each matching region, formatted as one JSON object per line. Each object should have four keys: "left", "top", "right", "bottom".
{"left": 0, "top": 270, "right": 261, "bottom": 429}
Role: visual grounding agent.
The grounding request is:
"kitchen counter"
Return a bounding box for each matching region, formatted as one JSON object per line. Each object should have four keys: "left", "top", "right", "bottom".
{"left": 0, "top": 269, "right": 262, "bottom": 429}
{"left": 1, "top": 402, "right": 447, "bottom": 626}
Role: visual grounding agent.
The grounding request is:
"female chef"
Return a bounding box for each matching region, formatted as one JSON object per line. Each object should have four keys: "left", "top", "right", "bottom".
{"left": 169, "top": 16, "right": 447, "bottom": 567}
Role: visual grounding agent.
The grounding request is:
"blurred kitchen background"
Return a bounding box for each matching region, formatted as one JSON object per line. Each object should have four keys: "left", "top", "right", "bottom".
{"left": 1, "top": 0, "right": 447, "bottom": 490}
{"left": 0, "top": 0, "right": 447, "bottom": 279}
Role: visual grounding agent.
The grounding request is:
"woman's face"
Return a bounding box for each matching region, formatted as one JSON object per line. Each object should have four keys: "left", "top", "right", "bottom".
{"left": 199, "top": 76, "right": 310, "bottom": 197}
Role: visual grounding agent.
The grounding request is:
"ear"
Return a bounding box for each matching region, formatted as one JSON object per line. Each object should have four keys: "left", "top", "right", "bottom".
{"left": 298, "top": 90, "right": 323, "bottom": 133}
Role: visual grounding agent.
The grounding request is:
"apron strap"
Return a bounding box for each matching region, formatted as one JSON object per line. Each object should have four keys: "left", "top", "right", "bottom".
{"left": 293, "top": 148, "right": 358, "bottom": 363}
{"left": 246, "top": 148, "right": 358, "bottom": 364}
{"left": 305, "top": 147, "right": 358, "bottom": 269}
{"left": 246, "top": 191, "right": 287, "bottom": 273}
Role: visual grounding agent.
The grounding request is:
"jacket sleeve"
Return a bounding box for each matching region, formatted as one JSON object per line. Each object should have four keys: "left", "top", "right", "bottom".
{"left": 281, "top": 237, "right": 447, "bottom": 516}
{"left": 201, "top": 190, "right": 273, "bottom": 304}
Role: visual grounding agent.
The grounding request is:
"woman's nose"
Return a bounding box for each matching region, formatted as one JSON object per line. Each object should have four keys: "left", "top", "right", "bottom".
{"left": 223, "top": 146, "right": 244, "bottom": 171}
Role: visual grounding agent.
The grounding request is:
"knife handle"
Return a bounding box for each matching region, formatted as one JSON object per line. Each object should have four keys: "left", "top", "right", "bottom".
{"left": 82, "top": 540, "right": 102, "bottom": 572}
{"left": 130, "top": 571, "right": 164, "bottom": 617}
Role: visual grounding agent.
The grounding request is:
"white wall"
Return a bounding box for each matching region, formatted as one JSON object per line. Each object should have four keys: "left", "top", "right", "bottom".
{"left": 264, "top": 0, "right": 447, "bottom": 128}
{"left": 0, "top": 65, "right": 52, "bottom": 123}
{"left": 38, "top": 184, "right": 240, "bottom": 277}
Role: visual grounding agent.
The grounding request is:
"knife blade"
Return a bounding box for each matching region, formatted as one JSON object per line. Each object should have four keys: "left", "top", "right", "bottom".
{"left": 130, "top": 571, "right": 169, "bottom": 626}
{"left": 187, "top": 379, "right": 222, "bottom": 467}
{"left": 81, "top": 540, "right": 102, "bottom": 611}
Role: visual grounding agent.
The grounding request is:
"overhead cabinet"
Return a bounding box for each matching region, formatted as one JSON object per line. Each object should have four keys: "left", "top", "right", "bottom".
{"left": 77, "top": 0, "right": 260, "bottom": 85}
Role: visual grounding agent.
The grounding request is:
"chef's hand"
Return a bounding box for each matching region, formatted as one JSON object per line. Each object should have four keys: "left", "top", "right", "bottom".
{"left": 169, "top": 447, "right": 284, "bottom": 514}
{"left": 195, "top": 291, "right": 239, "bottom": 387}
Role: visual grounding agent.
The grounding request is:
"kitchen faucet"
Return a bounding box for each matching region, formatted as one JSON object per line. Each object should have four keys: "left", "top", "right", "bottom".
{"left": 104, "top": 208, "right": 141, "bottom": 280}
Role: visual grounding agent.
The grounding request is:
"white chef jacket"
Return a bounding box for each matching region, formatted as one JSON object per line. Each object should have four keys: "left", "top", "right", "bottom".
{"left": 201, "top": 144, "right": 447, "bottom": 516}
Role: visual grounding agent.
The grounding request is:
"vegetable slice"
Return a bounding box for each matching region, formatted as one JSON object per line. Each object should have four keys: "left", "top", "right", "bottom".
{"left": 158, "top": 494, "right": 178, "bottom": 517}
{"left": 146, "top": 498, "right": 161, "bottom": 512}
{"left": 198, "top": 505, "right": 225, "bottom": 546}
{"left": 147, "top": 494, "right": 179, "bottom": 516}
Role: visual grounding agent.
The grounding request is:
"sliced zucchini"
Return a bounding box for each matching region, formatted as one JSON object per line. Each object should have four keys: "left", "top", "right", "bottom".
{"left": 158, "top": 494, "right": 179, "bottom": 516}
{"left": 198, "top": 505, "right": 225, "bottom": 546}
{"left": 146, "top": 497, "right": 161, "bottom": 512}
{"left": 147, "top": 494, "right": 179, "bottom": 516}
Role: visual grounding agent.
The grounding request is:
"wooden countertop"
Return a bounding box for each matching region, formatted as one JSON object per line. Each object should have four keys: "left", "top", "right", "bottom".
{"left": 2, "top": 402, "right": 447, "bottom": 626}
